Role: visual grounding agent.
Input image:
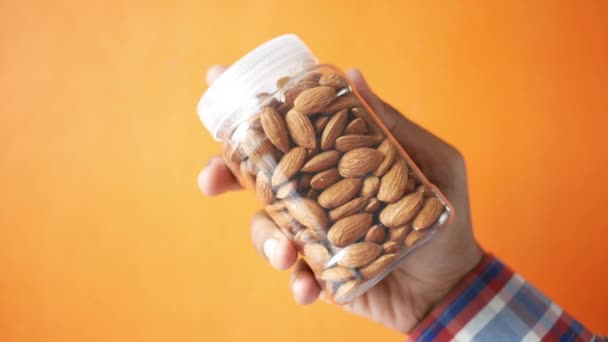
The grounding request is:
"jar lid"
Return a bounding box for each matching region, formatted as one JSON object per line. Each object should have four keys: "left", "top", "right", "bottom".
{"left": 197, "top": 34, "right": 318, "bottom": 140}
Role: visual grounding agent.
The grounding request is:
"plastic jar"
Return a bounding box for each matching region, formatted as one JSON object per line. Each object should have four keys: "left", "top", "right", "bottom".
{"left": 197, "top": 34, "right": 454, "bottom": 304}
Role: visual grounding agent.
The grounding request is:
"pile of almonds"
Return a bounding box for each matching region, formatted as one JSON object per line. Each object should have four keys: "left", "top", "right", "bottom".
{"left": 221, "top": 70, "right": 448, "bottom": 303}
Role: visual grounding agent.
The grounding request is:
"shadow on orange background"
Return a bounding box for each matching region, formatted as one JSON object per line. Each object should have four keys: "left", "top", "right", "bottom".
{"left": 0, "top": 1, "right": 607, "bottom": 341}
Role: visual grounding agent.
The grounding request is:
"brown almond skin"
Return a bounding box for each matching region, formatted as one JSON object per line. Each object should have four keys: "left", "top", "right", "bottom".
{"left": 335, "top": 135, "right": 379, "bottom": 152}
{"left": 271, "top": 146, "right": 307, "bottom": 187}
{"left": 345, "top": 117, "right": 368, "bottom": 135}
{"left": 241, "top": 130, "right": 281, "bottom": 173}
{"left": 360, "top": 176, "right": 380, "bottom": 198}
{"left": 301, "top": 150, "right": 341, "bottom": 173}
{"left": 319, "top": 73, "right": 349, "bottom": 89}
{"left": 389, "top": 225, "right": 410, "bottom": 242}
{"left": 297, "top": 173, "right": 313, "bottom": 190}
{"left": 365, "top": 225, "right": 386, "bottom": 244}
{"left": 327, "top": 213, "right": 373, "bottom": 247}
{"left": 294, "top": 86, "right": 336, "bottom": 115}
{"left": 239, "top": 161, "right": 256, "bottom": 189}
{"left": 377, "top": 159, "right": 409, "bottom": 203}
{"left": 405, "top": 229, "right": 427, "bottom": 247}
{"left": 265, "top": 200, "right": 286, "bottom": 217}
{"left": 413, "top": 197, "right": 444, "bottom": 230}
{"left": 285, "top": 197, "right": 329, "bottom": 230}
{"left": 379, "top": 190, "right": 424, "bottom": 227}
{"left": 304, "top": 243, "right": 330, "bottom": 270}
{"left": 255, "top": 171, "right": 275, "bottom": 205}
{"left": 306, "top": 188, "right": 320, "bottom": 200}
{"left": 328, "top": 197, "right": 368, "bottom": 221}
{"left": 338, "top": 148, "right": 384, "bottom": 177}
{"left": 320, "top": 266, "right": 356, "bottom": 282}
{"left": 334, "top": 279, "right": 362, "bottom": 303}
{"left": 324, "top": 93, "right": 360, "bottom": 113}
{"left": 337, "top": 242, "right": 382, "bottom": 268}
{"left": 374, "top": 138, "right": 396, "bottom": 177}
{"left": 359, "top": 254, "right": 398, "bottom": 279}
{"left": 276, "top": 76, "right": 291, "bottom": 89}
{"left": 383, "top": 241, "right": 401, "bottom": 254}
{"left": 318, "top": 177, "right": 363, "bottom": 209}
{"left": 320, "top": 109, "right": 348, "bottom": 150}
{"left": 282, "top": 80, "right": 318, "bottom": 107}
{"left": 294, "top": 228, "right": 325, "bottom": 245}
{"left": 260, "top": 106, "right": 290, "bottom": 153}
{"left": 310, "top": 168, "right": 342, "bottom": 190}
{"left": 286, "top": 109, "right": 316, "bottom": 149}
{"left": 276, "top": 180, "right": 298, "bottom": 199}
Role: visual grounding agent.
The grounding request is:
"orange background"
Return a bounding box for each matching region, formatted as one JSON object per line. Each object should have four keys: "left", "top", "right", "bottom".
{"left": 1, "top": 1, "right": 607, "bottom": 341}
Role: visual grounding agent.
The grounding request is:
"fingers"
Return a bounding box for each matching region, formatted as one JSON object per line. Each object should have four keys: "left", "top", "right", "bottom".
{"left": 198, "top": 156, "right": 242, "bottom": 196}
{"left": 250, "top": 211, "right": 298, "bottom": 270}
{"left": 291, "top": 259, "right": 321, "bottom": 305}
{"left": 206, "top": 65, "right": 227, "bottom": 85}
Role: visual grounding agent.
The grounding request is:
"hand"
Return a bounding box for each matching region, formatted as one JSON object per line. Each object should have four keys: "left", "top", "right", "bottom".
{"left": 198, "top": 65, "right": 483, "bottom": 333}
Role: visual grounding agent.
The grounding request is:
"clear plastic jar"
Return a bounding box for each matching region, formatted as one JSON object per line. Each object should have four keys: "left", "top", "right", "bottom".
{"left": 197, "top": 35, "right": 454, "bottom": 304}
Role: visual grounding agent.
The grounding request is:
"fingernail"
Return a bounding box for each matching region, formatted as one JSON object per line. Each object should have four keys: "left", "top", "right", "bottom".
{"left": 263, "top": 239, "right": 278, "bottom": 263}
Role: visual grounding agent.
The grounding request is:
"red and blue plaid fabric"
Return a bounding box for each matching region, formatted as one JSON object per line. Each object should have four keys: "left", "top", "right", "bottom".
{"left": 407, "top": 254, "right": 605, "bottom": 341}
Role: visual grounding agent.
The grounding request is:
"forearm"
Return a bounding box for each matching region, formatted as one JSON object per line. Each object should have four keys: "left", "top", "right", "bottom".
{"left": 407, "top": 254, "right": 605, "bottom": 341}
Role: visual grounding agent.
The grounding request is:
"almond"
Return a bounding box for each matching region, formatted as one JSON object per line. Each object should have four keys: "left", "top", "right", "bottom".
{"left": 286, "top": 109, "right": 316, "bottom": 149}
{"left": 241, "top": 130, "right": 280, "bottom": 173}
{"left": 337, "top": 242, "right": 382, "bottom": 268}
{"left": 285, "top": 197, "right": 329, "bottom": 230}
{"left": 380, "top": 191, "right": 423, "bottom": 227}
{"left": 324, "top": 93, "right": 360, "bottom": 113}
{"left": 284, "top": 220, "right": 306, "bottom": 236}
{"left": 320, "top": 109, "right": 348, "bottom": 150}
{"left": 255, "top": 171, "right": 274, "bottom": 205}
{"left": 379, "top": 191, "right": 424, "bottom": 227}
{"left": 382, "top": 241, "right": 401, "bottom": 254}
{"left": 334, "top": 279, "right": 362, "bottom": 303}
{"left": 310, "top": 168, "right": 342, "bottom": 190}
{"left": 294, "top": 86, "right": 336, "bottom": 115}
{"left": 413, "top": 197, "right": 444, "bottom": 231}
{"left": 318, "top": 177, "right": 363, "bottom": 209}
{"left": 239, "top": 161, "right": 256, "bottom": 188}
{"left": 335, "top": 135, "right": 379, "bottom": 152}
{"left": 360, "top": 176, "right": 380, "bottom": 198}
{"left": 405, "top": 229, "right": 427, "bottom": 247}
{"left": 320, "top": 266, "right": 356, "bottom": 282}
{"left": 328, "top": 197, "right": 368, "bottom": 221}
{"left": 260, "top": 106, "right": 290, "bottom": 153}
{"left": 295, "top": 228, "right": 325, "bottom": 245}
{"left": 282, "top": 80, "right": 318, "bottom": 107}
{"left": 319, "top": 73, "right": 349, "bottom": 89}
{"left": 327, "top": 213, "right": 373, "bottom": 247}
{"left": 389, "top": 225, "right": 410, "bottom": 242}
{"left": 306, "top": 146, "right": 320, "bottom": 159}
{"left": 304, "top": 243, "right": 330, "bottom": 270}
{"left": 306, "top": 188, "right": 320, "bottom": 200}
{"left": 271, "top": 146, "right": 307, "bottom": 186}
{"left": 268, "top": 210, "right": 296, "bottom": 231}
{"left": 359, "top": 254, "right": 398, "bottom": 279}
{"left": 338, "top": 148, "right": 384, "bottom": 177}
{"left": 364, "top": 225, "right": 386, "bottom": 244}
{"left": 373, "top": 138, "right": 396, "bottom": 177}
{"left": 276, "top": 180, "right": 298, "bottom": 199}
{"left": 344, "top": 117, "right": 368, "bottom": 135}
{"left": 301, "top": 150, "right": 341, "bottom": 173}
{"left": 302, "top": 71, "right": 322, "bottom": 82}
{"left": 364, "top": 198, "right": 381, "bottom": 213}
{"left": 313, "top": 115, "right": 331, "bottom": 133}
{"left": 265, "top": 200, "right": 286, "bottom": 217}
{"left": 377, "top": 159, "right": 409, "bottom": 202}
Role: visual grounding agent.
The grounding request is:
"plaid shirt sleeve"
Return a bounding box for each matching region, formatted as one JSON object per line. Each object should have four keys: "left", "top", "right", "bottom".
{"left": 406, "top": 254, "right": 605, "bottom": 341}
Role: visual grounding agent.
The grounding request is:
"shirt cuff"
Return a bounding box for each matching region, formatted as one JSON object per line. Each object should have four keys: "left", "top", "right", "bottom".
{"left": 407, "top": 254, "right": 602, "bottom": 341}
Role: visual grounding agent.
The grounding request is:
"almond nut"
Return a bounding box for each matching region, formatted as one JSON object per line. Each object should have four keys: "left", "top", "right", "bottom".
{"left": 328, "top": 197, "right": 368, "bottom": 221}
{"left": 337, "top": 242, "right": 382, "bottom": 268}
{"left": 344, "top": 117, "right": 368, "bottom": 135}
{"left": 286, "top": 109, "right": 316, "bottom": 149}
{"left": 377, "top": 159, "right": 409, "bottom": 203}
{"left": 295, "top": 228, "right": 325, "bottom": 245}
{"left": 359, "top": 254, "right": 398, "bottom": 279}
{"left": 276, "top": 180, "right": 298, "bottom": 199}
{"left": 285, "top": 197, "right": 329, "bottom": 230}
{"left": 413, "top": 197, "right": 444, "bottom": 230}
{"left": 260, "top": 106, "right": 290, "bottom": 153}
{"left": 310, "top": 168, "right": 342, "bottom": 190}
{"left": 294, "top": 86, "right": 336, "bottom": 115}
{"left": 335, "top": 135, "right": 379, "bottom": 152}
{"left": 364, "top": 197, "right": 381, "bottom": 213}
{"left": 320, "top": 266, "right": 356, "bottom": 282}
{"left": 318, "top": 177, "right": 363, "bottom": 209}
{"left": 382, "top": 241, "right": 401, "bottom": 254}
{"left": 319, "top": 73, "right": 349, "bottom": 89}
{"left": 320, "top": 109, "right": 348, "bottom": 150}
{"left": 338, "top": 148, "right": 384, "bottom": 177}
{"left": 364, "top": 225, "right": 386, "bottom": 244}
{"left": 379, "top": 191, "right": 424, "bottom": 227}
{"left": 405, "top": 229, "right": 427, "bottom": 247}
{"left": 301, "top": 150, "right": 341, "bottom": 173}
{"left": 334, "top": 279, "right": 362, "bottom": 303}
{"left": 327, "top": 213, "right": 373, "bottom": 247}
{"left": 255, "top": 171, "right": 274, "bottom": 205}
{"left": 324, "top": 93, "right": 360, "bottom": 113}
{"left": 271, "top": 146, "right": 307, "bottom": 186}
{"left": 313, "top": 115, "right": 331, "bottom": 133}
{"left": 360, "top": 176, "right": 380, "bottom": 198}
{"left": 388, "top": 225, "right": 410, "bottom": 242}
{"left": 304, "top": 243, "right": 330, "bottom": 270}
{"left": 373, "top": 138, "right": 396, "bottom": 177}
